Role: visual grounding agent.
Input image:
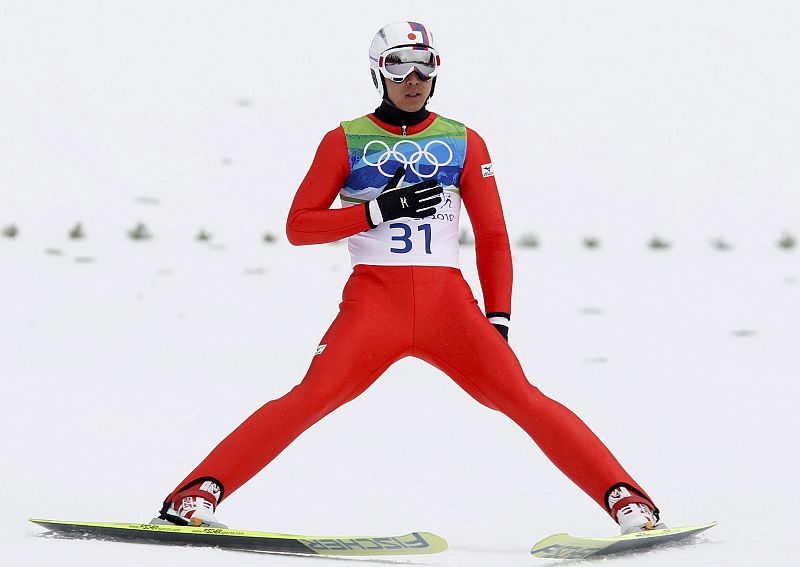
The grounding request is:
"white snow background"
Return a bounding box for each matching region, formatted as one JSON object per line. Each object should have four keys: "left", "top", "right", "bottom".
{"left": 2, "top": 1, "right": 799, "bottom": 565}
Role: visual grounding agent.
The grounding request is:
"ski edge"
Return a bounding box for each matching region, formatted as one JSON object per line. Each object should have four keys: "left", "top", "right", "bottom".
{"left": 29, "top": 518, "right": 448, "bottom": 556}
{"left": 531, "top": 520, "right": 717, "bottom": 559}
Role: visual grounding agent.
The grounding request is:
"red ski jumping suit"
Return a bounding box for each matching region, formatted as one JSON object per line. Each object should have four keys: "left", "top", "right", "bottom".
{"left": 165, "top": 112, "right": 656, "bottom": 520}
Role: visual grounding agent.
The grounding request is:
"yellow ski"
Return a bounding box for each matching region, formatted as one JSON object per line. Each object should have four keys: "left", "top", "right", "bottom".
{"left": 30, "top": 518, "right": 448, "bottom": 556}
{"left": 531, "top": 521, "right": 717, "bottom": 559}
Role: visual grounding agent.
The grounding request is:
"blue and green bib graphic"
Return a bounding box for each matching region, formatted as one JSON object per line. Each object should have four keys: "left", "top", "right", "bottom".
{"left": 340, "top": 115, "right": 467, "bottom": 203}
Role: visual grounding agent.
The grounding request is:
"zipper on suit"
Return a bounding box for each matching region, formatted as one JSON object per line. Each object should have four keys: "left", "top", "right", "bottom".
{"left": 401, "top": 125, "right": 407, "bottom": 136}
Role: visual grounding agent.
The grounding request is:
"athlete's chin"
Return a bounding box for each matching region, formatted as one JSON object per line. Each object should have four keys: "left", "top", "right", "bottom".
{"left": 398, "top": 97, "right": 426, "bottom": 112}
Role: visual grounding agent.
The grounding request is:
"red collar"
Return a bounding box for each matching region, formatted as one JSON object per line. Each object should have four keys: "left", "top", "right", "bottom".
{"left": 366, "top": 112, "right": 438, "bottom": 136}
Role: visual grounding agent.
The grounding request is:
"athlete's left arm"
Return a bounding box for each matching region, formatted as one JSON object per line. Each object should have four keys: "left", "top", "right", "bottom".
{"left": 460, "top": 127, "right": 513, "bottom": 339}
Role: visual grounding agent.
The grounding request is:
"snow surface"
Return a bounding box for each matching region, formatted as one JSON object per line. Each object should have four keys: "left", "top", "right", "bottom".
{"left": 2, "top": 1, "right": 799, "bottom": 566}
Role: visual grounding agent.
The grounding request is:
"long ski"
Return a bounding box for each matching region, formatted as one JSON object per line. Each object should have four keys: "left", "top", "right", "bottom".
{"left": 531, "top": 521, "right": 716, "bottom": 559}
{"left": 30, "top": 518, "right": 448, "bottom": 556}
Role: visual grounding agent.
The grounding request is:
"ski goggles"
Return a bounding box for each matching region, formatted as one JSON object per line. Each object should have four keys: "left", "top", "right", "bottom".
{"left": 379, "top": 46, "right": 440, "bottom": 83}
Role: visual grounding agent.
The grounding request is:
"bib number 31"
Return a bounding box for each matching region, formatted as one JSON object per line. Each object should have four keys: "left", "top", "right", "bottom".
{"left": 389, "top": 222, "right": 432, "bottom": 254}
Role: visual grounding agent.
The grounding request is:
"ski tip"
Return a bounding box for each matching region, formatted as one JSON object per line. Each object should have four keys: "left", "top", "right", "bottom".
{"left": 418, "top": 531, "right": 448, "bottom": 552}
{"left": 30, "top": 518, "right": 77, "bottom": 530}
{"left": 30, "top": 518, "right": 74, "bottom": 526}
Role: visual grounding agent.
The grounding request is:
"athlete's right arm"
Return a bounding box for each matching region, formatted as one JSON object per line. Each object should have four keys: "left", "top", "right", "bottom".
{"left": 285, "top": 127, "right": 370, "bottom": 245}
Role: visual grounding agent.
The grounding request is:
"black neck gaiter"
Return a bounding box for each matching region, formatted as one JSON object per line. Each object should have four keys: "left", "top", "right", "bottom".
{"left": 374, "top": 99, "right": 430, "bottom": 127}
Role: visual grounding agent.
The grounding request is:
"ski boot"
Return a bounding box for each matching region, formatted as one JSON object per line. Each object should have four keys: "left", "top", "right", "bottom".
{"left": 152, "top": 479, "right": 227, "bottom": 528}
{"left": 607, "top": 483, "right": 666, "bottom": 534}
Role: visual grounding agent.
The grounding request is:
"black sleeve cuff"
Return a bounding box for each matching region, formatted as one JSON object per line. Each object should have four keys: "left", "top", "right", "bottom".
{"left": 486, "top": 311, "right": 511, "bottom": 321}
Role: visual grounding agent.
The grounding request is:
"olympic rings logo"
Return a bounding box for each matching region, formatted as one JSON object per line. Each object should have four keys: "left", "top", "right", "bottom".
{"left": 362, "top": 139, "right": 453, "bottom": 178}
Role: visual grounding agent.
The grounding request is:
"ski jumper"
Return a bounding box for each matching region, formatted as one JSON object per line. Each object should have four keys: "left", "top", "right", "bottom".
{"left": 165, "top": 111, "right": 656, "bottom": 519}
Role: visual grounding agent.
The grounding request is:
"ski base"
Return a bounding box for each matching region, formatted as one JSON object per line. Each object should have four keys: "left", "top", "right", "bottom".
{"left": 531, "top": 521, "right": 717, "bottom": 559}
{"left": 30, "top": 518, "right": 448, "bottom": 556}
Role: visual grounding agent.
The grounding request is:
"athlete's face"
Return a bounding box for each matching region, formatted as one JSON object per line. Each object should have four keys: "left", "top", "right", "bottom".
{"left": 384, "top": 72, "right": 433, "bottom": 113}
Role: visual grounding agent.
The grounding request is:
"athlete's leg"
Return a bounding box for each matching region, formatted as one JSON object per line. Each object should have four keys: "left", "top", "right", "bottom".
{"left": 166, "top": 266, "right": 413, "bottom": 504}
{"left": 411, "top": 267, "right": 655, "bottom": 516}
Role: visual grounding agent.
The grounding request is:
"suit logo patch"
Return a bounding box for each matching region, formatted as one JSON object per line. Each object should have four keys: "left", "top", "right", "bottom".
{"left": 481, "top": 163, "right": 494, "bottom": 178}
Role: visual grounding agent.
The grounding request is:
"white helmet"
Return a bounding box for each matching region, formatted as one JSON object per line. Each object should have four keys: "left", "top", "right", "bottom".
{"left": 369, "top": 21, "right": 440, "bottom": 99}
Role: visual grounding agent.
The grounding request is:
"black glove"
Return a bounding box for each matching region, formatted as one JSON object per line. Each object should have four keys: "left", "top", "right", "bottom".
{"left": 487, "top": 312, "right": 510, "bottom": 341}
{"left": 366, "top": 166, "right": 443, "bottom": 228}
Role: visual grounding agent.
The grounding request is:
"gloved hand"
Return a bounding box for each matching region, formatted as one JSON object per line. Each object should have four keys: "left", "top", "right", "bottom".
{"left": 366, "top": 166, "right": 443, "bottom": 228}
{"left": 487, "top": 312, "right": 510, "bottom": 341}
